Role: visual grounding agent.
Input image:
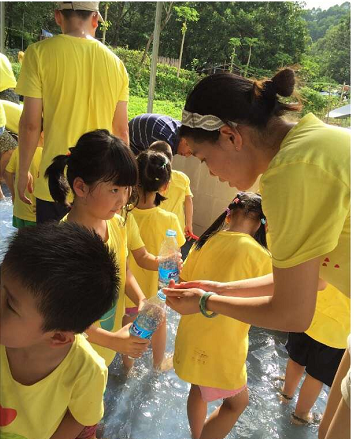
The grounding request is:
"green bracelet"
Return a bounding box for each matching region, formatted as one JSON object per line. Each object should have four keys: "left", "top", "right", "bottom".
{"left": 199, "top": 292, "right": 218, "bottom": 318}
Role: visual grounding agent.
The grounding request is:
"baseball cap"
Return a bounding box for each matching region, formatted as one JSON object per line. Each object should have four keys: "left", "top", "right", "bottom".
{"left": 57, "top": 2, "right": 104, "bottom": 22}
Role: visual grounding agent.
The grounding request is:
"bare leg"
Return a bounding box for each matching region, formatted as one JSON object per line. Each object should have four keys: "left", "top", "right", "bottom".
{"left": 200, "top": 388, "right": 249, "bottom": 439}
{"left": 281, "top": 358, "right": 305, "bottom": 402}
{"left": 122, "top": 314, "right": 135, "bottom": 371}
{"left": 187, "top": 384, "right": 208, "bottom": 439}
{"left": 319, "top": 349, "right": 350, "bottom": 439}
{"left": 151, "top": 318, "right": 167, "bottom": 369}
{"left": 292, "top": 373, "right": 323, "bottom": 423}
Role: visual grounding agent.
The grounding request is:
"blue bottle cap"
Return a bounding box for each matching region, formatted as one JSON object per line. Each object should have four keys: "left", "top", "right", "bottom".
{"left": 166, "top": 229, "right": 177, "bottom": 237}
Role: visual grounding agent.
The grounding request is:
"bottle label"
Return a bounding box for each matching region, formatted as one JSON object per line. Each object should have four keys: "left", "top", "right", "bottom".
{"left": 158, "top": 267, "right": 179, "bottom": 283}
{"left": 130, "top": 321, "right": 154, "bottom": 339}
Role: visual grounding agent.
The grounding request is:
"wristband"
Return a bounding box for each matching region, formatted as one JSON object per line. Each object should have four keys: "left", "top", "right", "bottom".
{"left": 199, "top": 292, "right": 218, "bottom": 318}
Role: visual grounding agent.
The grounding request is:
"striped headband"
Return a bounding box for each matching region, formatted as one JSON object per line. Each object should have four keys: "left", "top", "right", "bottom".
{"left": 182, "top": 109, "right": 237, "bottom": 131}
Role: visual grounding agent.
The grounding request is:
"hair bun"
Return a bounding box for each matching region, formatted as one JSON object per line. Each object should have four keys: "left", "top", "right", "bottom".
{"left": 271, "top": 68, "right": 295, "bottom": 97}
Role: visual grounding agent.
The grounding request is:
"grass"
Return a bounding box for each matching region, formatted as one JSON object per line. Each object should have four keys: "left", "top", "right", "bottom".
{"left": 128, "top": 95, "right": 184, "bottom": 120}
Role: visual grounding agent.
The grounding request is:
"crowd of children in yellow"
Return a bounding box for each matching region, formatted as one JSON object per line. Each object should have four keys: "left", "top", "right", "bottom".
{"left": 0, "top": 2, "right": 350, "bottom": 439}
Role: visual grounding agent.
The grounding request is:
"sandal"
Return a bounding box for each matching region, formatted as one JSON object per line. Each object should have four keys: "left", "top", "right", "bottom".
{"left": 291, "top": 412, "right": 322, "bottom": 425}
{"left": 278, "top": 389, "right": 293, "bottom": 402}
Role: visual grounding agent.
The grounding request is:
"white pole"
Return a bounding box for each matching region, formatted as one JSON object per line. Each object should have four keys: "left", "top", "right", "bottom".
{"left": 0, "top": 2, "right": 5, "bottom": 53}
{"left": 147, "top": 2, "right": 163, "bottom": 113}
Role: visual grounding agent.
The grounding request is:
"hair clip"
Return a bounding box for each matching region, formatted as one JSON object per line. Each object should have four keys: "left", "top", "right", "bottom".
{"left": 261, "top": 218, "right": 266, "bottom": 225}
{"left": 233, "top": 197, "right": 240, "bottom": 204}
{"left": 155, "top": 177, "right": 160, "bottom": 181}
{"left": 66, "top": 151, "right": 71, "bottom": 157}
{"left": 225, "top": 207, "right": 231, "bottom": 216}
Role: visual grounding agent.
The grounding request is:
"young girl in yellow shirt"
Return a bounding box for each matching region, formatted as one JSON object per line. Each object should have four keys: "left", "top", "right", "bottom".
{"left": 45, "top": 129, "right": 150, "bottom": 369}
{"left": 174, "top": 192, "right": 272, "bottom": 439}
{"left": 124, "top": 150, "right": 185, "bottom": 370}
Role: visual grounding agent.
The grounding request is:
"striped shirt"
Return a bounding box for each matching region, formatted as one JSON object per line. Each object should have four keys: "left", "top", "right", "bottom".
{"left": 128, "top": 113, "right": 181, "bottom": 156}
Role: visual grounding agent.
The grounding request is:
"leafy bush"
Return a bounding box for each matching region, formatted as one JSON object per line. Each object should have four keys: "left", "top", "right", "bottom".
{"left": 299, "top": 86, "right": 341, "bottom": 118}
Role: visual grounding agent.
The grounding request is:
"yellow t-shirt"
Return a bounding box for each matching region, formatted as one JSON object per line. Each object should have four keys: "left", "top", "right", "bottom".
{"left": 0, "top": 101, "right": 5, "bottom": 128}
{"left": 0, "top": 334, "right": 107, "bottom": 439}
{"left": 126, "top": 207, "right": 185, "bottom": 305}
{"left": 6, "top": 147, "right": 42, "bottom": 222}
{"left": 126, "top": 212, "right": 144, "bottom": 251}
{"left": 0, "top": 99, "right": 22, "bottom": 133}
{"left": 160, "top": 170, "right": 193, "bottom": 230}
{"left": 62, "top": 214, "right": 127, "bottom": 366}
{"left": 260, "top": 113, "right": 350, "bottom": 297}
{"left": 306, "top": 283, "right": 350, "bottom": 349}
{"left": 0, "top": 53, "right": 17, "bottom": 92}
{"left": 175, "top": 231, "right": 272, "bottom": 390}
{"left": 16, "top": 34, "right": 129, "bottom": 202}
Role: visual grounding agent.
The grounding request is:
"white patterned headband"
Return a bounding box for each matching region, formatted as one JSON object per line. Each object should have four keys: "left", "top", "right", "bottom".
{"left": 182, "top": 109, "right": 237, "bottom": 131}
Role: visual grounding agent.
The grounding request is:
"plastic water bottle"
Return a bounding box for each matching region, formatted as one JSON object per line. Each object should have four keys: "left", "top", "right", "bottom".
{"left": 129, "top": 291, "right": 166, "bottom": 340}
{"left": 158, "top": 229, "right": 180, "bottom": 291}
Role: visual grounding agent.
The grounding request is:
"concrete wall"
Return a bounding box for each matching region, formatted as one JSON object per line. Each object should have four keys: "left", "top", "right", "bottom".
{"left": 172, "top": 155, "right": 260, "bottom": 236}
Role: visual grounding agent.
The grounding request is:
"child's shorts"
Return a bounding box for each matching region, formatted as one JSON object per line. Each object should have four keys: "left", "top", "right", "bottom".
{"left": 76, "top": 424, "right": 97, "bottom": 439}
{"left": 199, "top": 384, "right": 247, "bottom": 402}
{"left": 125, "top": 306, "right": 139, "bottom": 316}
{"left": 286, "top": 332, "right": 345, "bottom": 387}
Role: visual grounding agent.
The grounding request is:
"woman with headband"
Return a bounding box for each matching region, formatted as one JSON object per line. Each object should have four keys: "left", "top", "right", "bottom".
{"left": 164, "top": 68, "right": 350, "bottom": 439}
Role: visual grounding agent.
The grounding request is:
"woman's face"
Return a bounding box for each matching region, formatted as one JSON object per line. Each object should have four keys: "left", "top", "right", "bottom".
{"left": 185, "top": 129, "right": 259, "bottom": 190}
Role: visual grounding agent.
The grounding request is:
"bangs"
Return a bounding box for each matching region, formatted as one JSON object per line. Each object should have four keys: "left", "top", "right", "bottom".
{"left": 101, "top": 144, "right": 138, "bottom": 187}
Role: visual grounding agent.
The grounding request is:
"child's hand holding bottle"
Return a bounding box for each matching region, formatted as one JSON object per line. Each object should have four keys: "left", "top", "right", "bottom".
{"left": 111, "top": 323, "right": 150, "bottom": 357}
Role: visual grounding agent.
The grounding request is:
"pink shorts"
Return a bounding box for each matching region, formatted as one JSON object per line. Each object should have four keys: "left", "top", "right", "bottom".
{"left": 199, "top": 384, "right": 247, "bottom": 402}
{"left": 76, "top": 425, "right": 97, "bottom": 439}
{"left": 125, "top": 307, "right": 139, "bottom": 316}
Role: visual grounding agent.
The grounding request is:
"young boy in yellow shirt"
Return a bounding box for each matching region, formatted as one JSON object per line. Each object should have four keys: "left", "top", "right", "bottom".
{"left": 0, "top": 222, "right": 119, "bottom": 438}
{"left": 149, "top": 140, "right": 194, "bottom": 239}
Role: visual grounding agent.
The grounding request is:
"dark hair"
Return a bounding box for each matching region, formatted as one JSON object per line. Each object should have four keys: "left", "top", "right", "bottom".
{"left": 137, "top": 150, "right": 171, "bottom": 206}
{"left": 196, "top": 192, "right": 267, "bottom": 250}
{"left": 45, "top": 129, "right": 138, "bottom": 207}
{"left": 60, "top": 9, "right": 93, "bottom": 20}
{"left": 149, "top": 141, "right": 173, "bottom": 162}
{"left": 180, "top": 68, "right": 301, "bottom": 142}
{"left": 2, "top": 222, "right": 119, "bottom": 333}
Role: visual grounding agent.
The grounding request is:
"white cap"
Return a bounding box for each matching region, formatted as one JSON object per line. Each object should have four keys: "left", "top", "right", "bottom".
{"left": 57, "top": 2, "right": 104, "bottom": 22}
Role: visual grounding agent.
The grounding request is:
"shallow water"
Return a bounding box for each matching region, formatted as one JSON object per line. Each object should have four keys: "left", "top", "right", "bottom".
{"left": 0, "top": 184, "right": 328, "bottom": 439}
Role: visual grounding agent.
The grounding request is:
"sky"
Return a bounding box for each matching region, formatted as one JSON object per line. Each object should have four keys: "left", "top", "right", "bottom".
{"left": 303, "top": 0, "right": 350, "bottom": 10}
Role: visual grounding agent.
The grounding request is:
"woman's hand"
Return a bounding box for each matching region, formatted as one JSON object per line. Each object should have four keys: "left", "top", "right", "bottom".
{"left": 163, "top": 284, "right": 204, "bottom": 315}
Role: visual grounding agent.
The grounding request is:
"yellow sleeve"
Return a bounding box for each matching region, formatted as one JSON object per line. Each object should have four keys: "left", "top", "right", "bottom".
{"left": 116, "top": 59, "right": 129, "bottom": 102}
{"left": 126, "top": 214, "right": 144, "bottom": 251}
{"left": 171, "top": 213, "right": 186, "bottom": 247}
{"left": 5, "top": 147, "right": 18, "bottom": 173}
{"left": 261, "top": 163, "right": 350, "bottom": 268}
{"left": 69, "top": 355, "right": 108, "bottom": 426}
{"left": 0, "top": 102, "right": 5, "bottom": 127}
{"left": 15, "top": 45, "right": 42, "bottom": 98}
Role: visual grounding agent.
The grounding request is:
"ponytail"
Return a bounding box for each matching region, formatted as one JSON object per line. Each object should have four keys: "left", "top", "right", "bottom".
{"left": 45, "top": 152, "right": 71, "bottom": 206}
{"left": 195, "top": 210, "right": 227, "bottom": 250}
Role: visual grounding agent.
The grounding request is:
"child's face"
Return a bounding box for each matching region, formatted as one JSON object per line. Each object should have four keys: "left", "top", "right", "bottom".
{"left": 84, "top": 181, "right": 131, "bottom": 220}
{"left": 0, "top": 268, "right": 49, "bottom": 348}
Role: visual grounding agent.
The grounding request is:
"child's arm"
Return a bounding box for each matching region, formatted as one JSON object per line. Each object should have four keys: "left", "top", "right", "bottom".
{"left": 3, "top": 170, "right": 15, "bottom": 202}
{"left": 125, "top": 265, "right": 147, "bottom": 309}
{"left": 132, "top": 246, "right": 159, "bottom": 271}
{"left": 184, "top": 195, "right": 194, "bottom": 237}
{"left": 50, "top": 410, "right": 85, "bottom": 439}
{"left": 85, "top": 324, "right": 149, "bottom": 357}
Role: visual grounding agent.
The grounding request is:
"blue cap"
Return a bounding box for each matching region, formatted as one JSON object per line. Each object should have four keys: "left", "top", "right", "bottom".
{"left": 166, "top": 229, "right": 177, "bottom": 237}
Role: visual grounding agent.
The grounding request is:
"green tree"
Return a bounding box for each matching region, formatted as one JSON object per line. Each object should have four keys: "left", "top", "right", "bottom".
{"left": 228, "top": 37, "right": 241, "bottom": 72}
{"left": 243, "top": 37, "right": 258, "bottom": 76}
{"left": 174, "top": 5, "right": 199, "bottom": 77}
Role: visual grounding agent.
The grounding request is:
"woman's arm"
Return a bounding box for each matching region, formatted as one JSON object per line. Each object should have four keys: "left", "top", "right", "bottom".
{"left": 184, "top": 195, "right": 194, "bottom": 236}
{"left": 165, "top": 258, "right": 320, "bottom": 332}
